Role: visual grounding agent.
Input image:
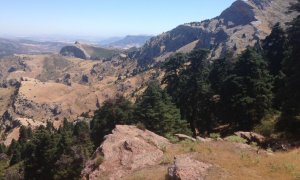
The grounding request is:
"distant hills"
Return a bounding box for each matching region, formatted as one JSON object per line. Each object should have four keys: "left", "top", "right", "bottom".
{"left": 60, "top": 41, "right": 121, "bottom": 60}
{"left": 0, "top": 34, "right": 153, "bottom": 58}
{"left": 102, "top": 35, "right": 153, "bottom": 49}
{"left": 0, "top": 38, "right": 67, "bottom": 57}
{"left": 134, "top": 0, "right": 297, "bottom": 67}
{"left": 60, "top": 35, "right": 153, "bottom": 60}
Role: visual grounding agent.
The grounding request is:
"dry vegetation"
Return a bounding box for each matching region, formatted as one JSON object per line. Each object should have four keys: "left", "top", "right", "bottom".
{"left": 0, "top": 54, "right": 159, "bottom": 125}
{"left": 125, "top": 141, "right": 300, "bottom": 180}
{"left": 0, "top": 88, "right": 14, "bottom": 115}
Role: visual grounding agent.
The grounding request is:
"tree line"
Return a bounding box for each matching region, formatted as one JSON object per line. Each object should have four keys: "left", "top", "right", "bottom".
{"left": 162, "top": 10, "right": 300, "bottom": 136}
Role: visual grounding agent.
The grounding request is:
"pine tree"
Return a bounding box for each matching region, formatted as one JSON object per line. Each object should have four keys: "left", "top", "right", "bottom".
{"left": 208, "top": 56, "right": 235, "bottom": 125}
{"left": 74, "top": 121, "right": 93, "bottom": 156}
{"left": 163, "top": 53, "right": 188, "bottom": 101}
{"left": 262, "top": 23, "right": 289, "bottom": 109}
{"left": 10, "top": 147, "right": 21, "bottom": 166}
{"left": 221, "top": 48, "right": 273, "bottom": 129}
{"left": 163, "top": 49, "right": 216, "bottom": 135}
{"left": 0, "top": 143, "right": 6, "bottom": 154}
{"left": 135, "top": 81, "right": 191, "bottom": 136}
{"left": 280, "top": 0, "right": 300, "bottom": 133}
{"left": 90, "top": 96, "right": 136, "bottom": 147}
{"left": 7, "top": 139, "right": 19, "bottom": 156}
{"left": 24, "top": 129, "right": 59, "bottom": 180}
{"left": 209, "top": 55, "right": 234, "bottom": 94}
{"left": 184, "top": 49, "right": 213, "bottom": 134}
{"left": 262, "top": 23, "right": 288, "bottom": 76}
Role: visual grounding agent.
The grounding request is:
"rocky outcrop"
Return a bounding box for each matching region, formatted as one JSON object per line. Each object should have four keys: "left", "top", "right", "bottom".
{"left": 12, "top": 89, "right": 62, "bottom": 123}
{"left": 60, "top": 45, "right": 89, "bottom": 60}
{"left": 0, "top": 79, "right": 20, "bottom": 88}
{"left": 81, "top": 125, "right": 170, "bottom": 180}
{"left": 234, "top": 131, "right": 266, "bottom": 144}
{"left": 60, "top": 41, "right": 121, "bottom": 60}
{"left": 174, "top": 134, "right": 197, "bottom": 142}
{"left": 80, "top": 74, "right": 89, "bottom": 84}
{"left": 168, "top": 154, "right": 212, "bottom": 180}
{"left": 135, "top": 0, "right": 297, "bottom": 67}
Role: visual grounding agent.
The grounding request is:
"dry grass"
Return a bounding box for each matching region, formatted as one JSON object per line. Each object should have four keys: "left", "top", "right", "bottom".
{"left": 0, "top": 87, "right": 14, "bottom": 115}
{"left": 124, "top": 166, "right": 167, "bottom": 180}
{"left": 125, "top": 141, "right": 300, "bottom": 180}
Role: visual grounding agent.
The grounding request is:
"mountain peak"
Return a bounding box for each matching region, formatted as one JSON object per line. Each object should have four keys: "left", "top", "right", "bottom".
{"left": 219, "top": 0, "right": 256, "bottom": 26}
{"left": 135, "top": 0, "right": 297, "bottom": 68}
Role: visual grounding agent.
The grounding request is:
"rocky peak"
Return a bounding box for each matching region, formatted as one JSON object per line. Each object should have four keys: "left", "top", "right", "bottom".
{"left": 248, "top": 0, "right": 272, "bottom": 9}
{"left": 219, "top": 0, "right": 256, "bottom": 26}
{"left": 135, "top": 0, "right": 297, "bottom": 68}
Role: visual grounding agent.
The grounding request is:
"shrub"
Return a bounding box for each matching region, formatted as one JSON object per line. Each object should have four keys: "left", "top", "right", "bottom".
{"left": 225, "top": 135, "right": 247, "bottom": 143}
{"left": 165, "top": 134, "right": 179, "bottom": 143}
{"left": 136, "top": 122, "right": 146, "bottom": 131}
{"left": 94, "top": 155, "right": 104, "bottom": 168}
{"left": 254, "top": 112, "right": 279, "bottom": 137}
{"left": 209, "top": 133, "right": 221, "bottom": 140}
{"left": 160, "top": 154, "right": 172, "bottom": 165}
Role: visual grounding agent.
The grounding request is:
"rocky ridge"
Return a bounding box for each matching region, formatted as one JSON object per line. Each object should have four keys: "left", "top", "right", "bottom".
{"left": 135, "top": 0, "right": 297, "bottom": 67}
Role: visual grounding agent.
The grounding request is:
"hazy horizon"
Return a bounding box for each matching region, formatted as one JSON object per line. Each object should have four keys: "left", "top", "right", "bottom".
{"left": 0, "top": 0, "right": 235, "bottom": 41}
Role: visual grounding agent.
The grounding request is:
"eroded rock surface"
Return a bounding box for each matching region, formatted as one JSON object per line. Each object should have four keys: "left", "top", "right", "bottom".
{"left": 168, "top": 154, "right": 212, "bottom": 180}
{"left": 82, "top": 125, "right": 170, "bottom": 180}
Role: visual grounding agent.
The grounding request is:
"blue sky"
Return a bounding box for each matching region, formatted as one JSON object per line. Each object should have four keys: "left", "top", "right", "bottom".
{"left": 0, "top": 0, "right": 236, "bottom": 38}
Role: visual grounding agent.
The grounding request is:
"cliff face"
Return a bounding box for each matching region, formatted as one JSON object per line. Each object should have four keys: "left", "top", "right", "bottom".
{"left": 135, "top": 0, "right": 297, "bottom": 67}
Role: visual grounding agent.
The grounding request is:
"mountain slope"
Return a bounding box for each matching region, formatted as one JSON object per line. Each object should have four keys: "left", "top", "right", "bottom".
{"left": 135, "top": 0, "right": 297, "bottom": 67}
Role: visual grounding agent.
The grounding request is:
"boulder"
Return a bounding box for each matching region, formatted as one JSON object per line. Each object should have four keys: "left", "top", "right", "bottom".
{"left": 81, "top": 74, "right": 89, "bottom": 84}
{"left": 234, "top": 131, "right": 266, "bottom": 144}
{"left": 81, "top": 125, "right": 170, "bottom": 180}
{"left": 175, "top": 134, "right": 196, "bottom": 142}
{"left": 168, "top": 154, "right": 212, "bottom": 180}
{"left": 196, "top": 136, "right": 213, "bottom": 143}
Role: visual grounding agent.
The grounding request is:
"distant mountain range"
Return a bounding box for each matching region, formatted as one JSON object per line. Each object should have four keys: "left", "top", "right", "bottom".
{"left": 134, "top": 0, "right": 297, "bottom": 67}
{"left": 100, "top": 35, "right": 153, "bottom": 49}
{"left": 0, "top": 38, "right": 67, "bottom": 57}
{"left": 59, "top": 35, "right": 154, "bottom": 60}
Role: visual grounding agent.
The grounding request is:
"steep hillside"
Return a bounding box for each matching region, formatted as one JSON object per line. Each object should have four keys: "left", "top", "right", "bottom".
{"left": 60, "top": 41, "right": 121, "bottom": 60}
{"left": 135, "top": 0, "right": 297, "bottom": 67}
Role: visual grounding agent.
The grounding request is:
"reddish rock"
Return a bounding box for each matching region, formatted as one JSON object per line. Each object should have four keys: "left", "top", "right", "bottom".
{"left": 234, "top": 131, "right": 266, "bottom": 144}
{"left": 168, "top": 154, "right": 212, "bottom": 180}
{"left": 81, "top": 125, "right": 170, "bottom": 180}
{"left": 175, "top": 134, "right": 196, "bottom": 142}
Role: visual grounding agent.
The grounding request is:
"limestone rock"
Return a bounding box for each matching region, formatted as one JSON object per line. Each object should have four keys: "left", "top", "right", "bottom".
{"left": 168, "top": 154, "right": 212, "bottom": 180}
{"left": 234, "top": 131, "right": 266, "bottom": 144}
{"left": 81, "top": 125, "right": 170, "bottom": 180}
{"left": 175, "top": 134, "right": 196, "bottom": 142}
{"left": 136, "top": 0, "right": 297, "bottom": 67}
{"left": 196, "top": 136, "right": 213, "bottom": 143}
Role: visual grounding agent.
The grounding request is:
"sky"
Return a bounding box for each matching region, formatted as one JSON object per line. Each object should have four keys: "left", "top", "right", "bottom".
{"left": 0, "top": 0, "right": 236, "bottom": 39}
